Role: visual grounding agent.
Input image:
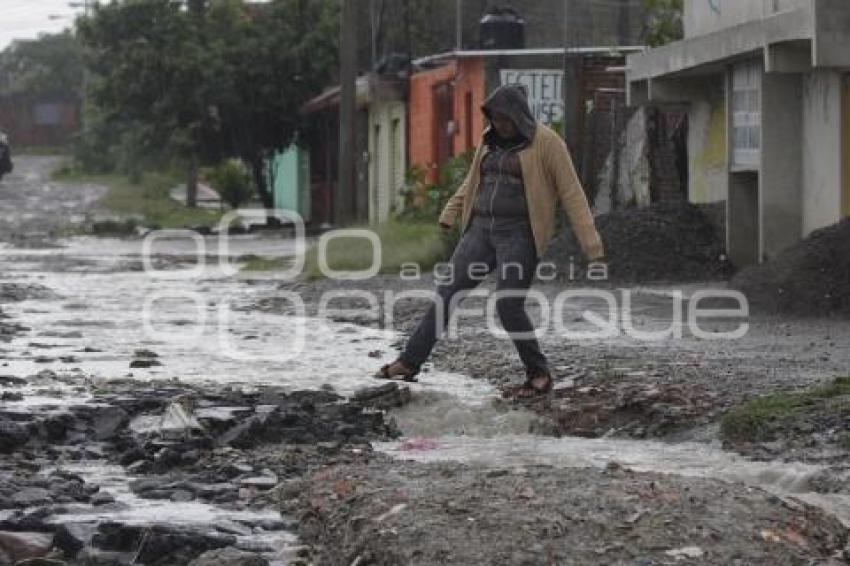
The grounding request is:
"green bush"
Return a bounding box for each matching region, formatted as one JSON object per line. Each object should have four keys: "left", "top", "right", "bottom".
{"left": 205, "top": 159, "right": 254, "bottom": 209}
{"left": 399, "top": 149, "right": 474, "bottom": 223}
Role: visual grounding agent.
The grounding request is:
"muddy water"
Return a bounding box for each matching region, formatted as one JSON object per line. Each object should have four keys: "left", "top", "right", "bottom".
{"left": 2, "top": 232, "right": 849, "bottom": 551}
{"left": 0, "top": 233, "right": 498, "bottom": 562}
{"left": 378, "top": 396, "right": 850, "bottom": 527}
{"left": 47, "top": 462, "right": 303, "bottom": 565}
{"left": 1, "top": 235, "right": 494, "bottom": 399}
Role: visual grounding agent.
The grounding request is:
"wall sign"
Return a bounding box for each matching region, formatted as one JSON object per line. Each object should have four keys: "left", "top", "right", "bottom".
{"left": 499, "top": 69, "right": 565, "bottom": 124}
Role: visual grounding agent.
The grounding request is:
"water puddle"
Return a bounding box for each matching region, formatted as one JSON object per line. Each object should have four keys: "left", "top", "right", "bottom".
{"left": 377, "top": 406, "right": 850, "bottom": 526}
{"left": 47, "top": 462, "right": 302, "bottom": 565}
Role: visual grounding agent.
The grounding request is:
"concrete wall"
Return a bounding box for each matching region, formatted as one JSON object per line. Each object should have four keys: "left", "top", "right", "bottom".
{"left": 687, "top": 78, "right": 728, "bottom": 204}
{"left": 760, "top": 73, "right": 803, "bottom": 261}
{"left": 802, "top": 69, "right": 843, "bottom": 236}
{"left": 684, "top": 0, "right": 808, "bottom": 38}
{"left": 368, "top": 100, "right": 407, "bottom": 224}
{"left": 727, "top": 172, "right": 760, "bottom": 267}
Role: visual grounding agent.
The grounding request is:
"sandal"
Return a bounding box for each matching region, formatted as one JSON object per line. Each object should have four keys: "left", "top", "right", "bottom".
{"left": 502, "top": 372, "right": 554, "bottom": 399}
{"left": 374, "top": 359, "right": 419, "bottom": 383}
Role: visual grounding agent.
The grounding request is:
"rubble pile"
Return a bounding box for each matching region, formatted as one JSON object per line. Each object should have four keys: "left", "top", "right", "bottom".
{"left": 732, "top": 218, "right": 850, "bottom": 317}
{"left": 0, "top": 372, "right": 405, "bottom": 565}
{"left": 544, "top": 202, "right": 732, "bottom": 283}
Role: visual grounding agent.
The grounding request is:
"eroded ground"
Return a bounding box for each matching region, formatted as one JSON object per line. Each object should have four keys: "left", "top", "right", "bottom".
{"left": 0, "top": 157, "right": 848, "bottom": 565}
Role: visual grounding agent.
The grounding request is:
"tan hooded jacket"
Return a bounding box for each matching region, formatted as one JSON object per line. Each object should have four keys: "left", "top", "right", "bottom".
{"left": 438, "top": 85, "right": 605, "bottom": 261}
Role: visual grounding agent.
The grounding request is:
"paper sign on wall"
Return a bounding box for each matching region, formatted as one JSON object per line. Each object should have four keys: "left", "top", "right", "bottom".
{"left": 500, "top": 69, "right": 565, "bottom": 124}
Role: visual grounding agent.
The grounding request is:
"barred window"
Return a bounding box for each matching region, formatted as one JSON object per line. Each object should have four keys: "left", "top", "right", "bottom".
{"left": 731, "top": 60, "right": 761, "bottom": 170}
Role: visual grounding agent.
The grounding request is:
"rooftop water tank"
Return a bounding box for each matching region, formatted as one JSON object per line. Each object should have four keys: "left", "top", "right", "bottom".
{"left": 479, "top": 7, "right": 525, "bottom": 50}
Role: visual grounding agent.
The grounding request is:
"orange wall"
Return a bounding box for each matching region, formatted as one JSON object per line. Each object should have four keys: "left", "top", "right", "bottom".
{"left": 453, "top": 57, "right": 486, "bottom": 156}
{"left": 409, "top": 58, "right": 485, "bottom": 184}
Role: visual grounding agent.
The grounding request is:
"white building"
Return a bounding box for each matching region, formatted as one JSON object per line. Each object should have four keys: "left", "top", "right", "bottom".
{"left": 628, "top": 0, "right": 850, "bottom": 266}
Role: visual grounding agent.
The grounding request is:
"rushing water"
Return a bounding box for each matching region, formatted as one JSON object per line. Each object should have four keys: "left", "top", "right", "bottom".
{"left": 2, "top": 233, "right": 849, "bottom": 553}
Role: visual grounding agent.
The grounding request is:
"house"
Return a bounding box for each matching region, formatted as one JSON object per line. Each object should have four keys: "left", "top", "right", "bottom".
{"left": 367, "top": 72, "right": 408, "bottom": 224}
{"left": 298, "top": 76, "right": 371, "bottom": 228}
{"left": 293, "top": 73, "right": 406, "bottom": 227}
{"left": 268, "top": 145, "right": 311, "bottom": 224}
{"left": 0, "top": 93, "right": 79, "bottom": 147}
{"left": 408, "top": 46, "right": 641, "bottom": 186}
{"left": 627, "top": 0, "right": 850, "bottom": 267}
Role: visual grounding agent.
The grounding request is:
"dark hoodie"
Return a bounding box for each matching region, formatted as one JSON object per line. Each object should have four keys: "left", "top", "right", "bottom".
{"left": 472, "top": 85, "right": 538, "bottom": 219}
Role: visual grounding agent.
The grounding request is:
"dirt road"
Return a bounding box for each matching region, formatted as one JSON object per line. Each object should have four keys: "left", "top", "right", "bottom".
{"left": 0, "top": 156, "right": 848, "bottom": 565}
{"left": 0, "top": 155, "right": 107, "bottom": 243}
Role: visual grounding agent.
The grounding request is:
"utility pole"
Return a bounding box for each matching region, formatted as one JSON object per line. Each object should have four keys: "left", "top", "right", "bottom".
{"left": 456, "top": 0, "right": 463, "bottom": 50}
{"left": 337, "top": 0, "right": 359, "bottom": 226}
{"left": 562, "top": 0, "right": 585, "bottom": 172}
{"left": 185, "top": 0, "right": 207, "bottom": 208}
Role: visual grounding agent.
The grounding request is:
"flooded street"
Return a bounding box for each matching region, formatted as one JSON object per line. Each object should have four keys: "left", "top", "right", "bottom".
{"left": 1, "top": 157, "right": 849, "bottom": 564}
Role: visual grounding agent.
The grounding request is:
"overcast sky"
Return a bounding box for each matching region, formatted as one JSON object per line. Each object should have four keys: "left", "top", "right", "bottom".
{"left": 0, "top": 0, "right": 79, "bottom": 51}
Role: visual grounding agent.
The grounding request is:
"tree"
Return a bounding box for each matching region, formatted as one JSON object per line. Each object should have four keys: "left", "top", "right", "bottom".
{"left": 0, "top": 31, "right": 85, "bottom": 99}
{"left": 206, "top": 0, "right": 339, "bottom": 209}
{"left": 78, "top": 0, "right": 221, "bottom": 206}
{"left": 77, "top": 0, "right": 339, "bottom": 210}
{"left": 643, "top": 0, "right": 683, "bottom": 47}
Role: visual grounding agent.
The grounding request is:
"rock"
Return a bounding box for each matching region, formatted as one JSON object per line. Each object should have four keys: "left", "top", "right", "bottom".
{"left": 1, "top": 391, "right": 23, "bottom": 401}
{"left": 138, "top": 525, "right": 235, "bottom": 566}
{"left": 134, "top": 349, "right": 159, "bottom": 359}
{"left": 75, "top": 548, "right": 135, "bottom": 565}
{"left": 90, "top": 492, "right": 115, "bottom": 506}
{"left": 0, "top": 376, "right": 26, "bottom": 386}
{"left": 218, "top": 416, "right": 266, "bottom": 449}
{"left": 126, "top": 460, "right": 153, "bottom": 474}
{"left": 170, "top": 490, "right": 195, "bottom": 503}
{"left": 11, "top": 488, "right": 51, "bottom": 507}
{"left": 351, "top": 383, "right": 412, "bottom": 410}
{"left": 91, "top": 406, "right": 130, "bottom": 441}
{"left": 2, "top": 507, "right": 52, "bottom": 531}
{"left": 188, "top": 547, "right": 269, "bottom": 566}
{"left": 129, "top": 359, "right": 162, "bottom": 369}
{"left": 54, "top": 523, "right": 96, "bottom": 557}
{"left": 238, "top": 475, "right": 278, "bottom": 490}
{"left": 0, "top": 420, "right": 28, "bottom": 453}
{"left": 0, "top": 531, "right": 53, "bottom": 562}
{"left": 15, "top": 559, "right": 68, "bottom": 566}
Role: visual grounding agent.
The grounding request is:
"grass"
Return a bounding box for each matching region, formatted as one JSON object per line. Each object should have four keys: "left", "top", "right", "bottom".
{"left": 300, "top": 220, "right": 449, "bottom": 278}
{"left": 239, "top": 220, "right": 448, "bottom": 277}
{"left": 52, "top": 166, "right": 224, "bottom": 230}
{"left": 241, "top": 256, "right": 294, "bottom": 272}
{"left": 307, "top": 220, "right": 448, "bottom": 277}
{"left": 720, "top": 376, "right": 850, "bottom": 443}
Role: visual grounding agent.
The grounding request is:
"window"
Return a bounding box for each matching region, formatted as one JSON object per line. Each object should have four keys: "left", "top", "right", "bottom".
{"left": 731, "top": 60, "right": 761, "bottom": 169}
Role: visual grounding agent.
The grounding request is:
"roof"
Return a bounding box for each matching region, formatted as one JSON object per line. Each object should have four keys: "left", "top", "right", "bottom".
{"left": 301, "top": 76, "right": 371, "bottom": 114}
{"left": 412, "top": 46, "right": 646, "bottom": 67}
{"left": 626, "top": 1, "right": 850, "bottom": 83}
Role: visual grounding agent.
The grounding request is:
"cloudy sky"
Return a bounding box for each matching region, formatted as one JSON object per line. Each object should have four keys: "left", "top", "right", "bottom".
{"left": 0, "top": 0, "right": 80, "bottom": 51}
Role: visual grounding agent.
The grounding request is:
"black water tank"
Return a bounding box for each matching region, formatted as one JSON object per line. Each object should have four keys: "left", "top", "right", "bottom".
{"left": 479, "top": 7, "right": 525, "bottom": 50}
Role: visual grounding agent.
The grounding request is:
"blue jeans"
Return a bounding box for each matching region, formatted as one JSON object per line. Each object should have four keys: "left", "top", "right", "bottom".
{"left": 399, "top": 214, "right": 549, "bottom": 377}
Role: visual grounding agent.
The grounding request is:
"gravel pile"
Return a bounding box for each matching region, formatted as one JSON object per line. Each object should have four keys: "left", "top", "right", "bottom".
{"left": 732, "top": 218, "right": 850, "bottom": 317}
{"left": 545, "top": 202, "right": 732, "bottom": 283}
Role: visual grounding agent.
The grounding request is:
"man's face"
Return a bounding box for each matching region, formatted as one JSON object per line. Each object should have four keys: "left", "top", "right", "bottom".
{"left": 490, "top": 111, "right": 518, "bottom": 139}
